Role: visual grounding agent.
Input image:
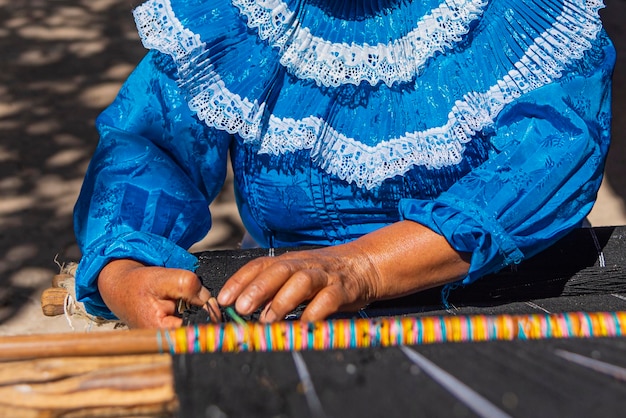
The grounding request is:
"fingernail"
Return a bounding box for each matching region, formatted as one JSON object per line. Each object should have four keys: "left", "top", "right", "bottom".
{"left": 236, "top": 296, "right": 252, "bottom": 314}
{"left": 217, "top": 289, "right": 231, "bottom": 305}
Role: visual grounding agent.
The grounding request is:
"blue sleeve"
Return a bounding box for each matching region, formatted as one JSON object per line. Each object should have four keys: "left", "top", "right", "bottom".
{"left": 73, "top": 51, "right": 231, "bottom": 318}
{"left": 399, "top": 41, "right": 614, "bottom": 285}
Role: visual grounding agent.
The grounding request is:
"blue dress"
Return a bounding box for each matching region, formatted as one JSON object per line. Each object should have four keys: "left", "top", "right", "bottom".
{"left": 74, "top": 0, "right": 615, "bottom": 318}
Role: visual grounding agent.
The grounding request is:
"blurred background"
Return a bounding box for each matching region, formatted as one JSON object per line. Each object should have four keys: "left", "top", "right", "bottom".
{"left": 1, "top": 0, "right": 624, "bottom": 334}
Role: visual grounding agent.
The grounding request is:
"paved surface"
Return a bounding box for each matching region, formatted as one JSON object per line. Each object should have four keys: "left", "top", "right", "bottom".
{"left": 0, "top": 0, "right": 624, "bottom": 335}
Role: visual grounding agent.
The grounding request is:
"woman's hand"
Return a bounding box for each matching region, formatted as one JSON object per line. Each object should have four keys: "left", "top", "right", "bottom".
{"left": 98, "top": 259, "right": 220, "bottom": 329}
{"left": 218, "top": 245, "right": 380, "bottom": 322}
{"left": 217, "top": 221, "right": 471, "bottom": 322}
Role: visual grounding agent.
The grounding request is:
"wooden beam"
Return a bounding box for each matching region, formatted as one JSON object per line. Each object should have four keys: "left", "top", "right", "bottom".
{"left": 0, "top": 329, "right": 162, "bottom": 361}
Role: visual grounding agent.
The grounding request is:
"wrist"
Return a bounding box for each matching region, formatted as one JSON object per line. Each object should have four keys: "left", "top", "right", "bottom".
{"left": 352, "top": 221, "right": 470, "bottom": 299}
{"left": 97, "top": 259, "right": 146, "bottom": 317}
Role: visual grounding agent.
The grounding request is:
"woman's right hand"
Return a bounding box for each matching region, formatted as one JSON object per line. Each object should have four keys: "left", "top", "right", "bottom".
{"left": 97, "top": 259, "right": 219, "bottom": 329}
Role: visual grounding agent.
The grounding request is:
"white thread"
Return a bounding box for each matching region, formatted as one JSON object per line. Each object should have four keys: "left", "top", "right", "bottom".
{"left": 401, "top": 346, "right": 512, "bottom": 418}
{"left": 554, "top": 349, "right": 626, "bottom": 381}
{"left": 588, "top": 228, "right": 606, "bottom": 267}
{"left": 611, "top": 294, "right": 626, "bottom": 302}
{"left": 445, "top": 302, "right": 459, "bottom": 315}
{"left": 292, "top": 351, "right": 327, "bottom": 418}
{"left": 524, "top": 301, "right": 551, "bottom": 314}
{"left": 63, "top": 292, "right": 76, "bottom": 331}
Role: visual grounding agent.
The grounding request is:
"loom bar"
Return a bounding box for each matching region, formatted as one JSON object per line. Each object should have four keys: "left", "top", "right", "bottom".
{"left": 1, "top": 311, "right": 625, "bottom": 361}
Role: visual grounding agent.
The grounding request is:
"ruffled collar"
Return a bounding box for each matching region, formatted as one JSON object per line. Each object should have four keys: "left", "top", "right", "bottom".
{"left": 133, "top": 0, "right": 605, "bottom": 189}
{"left": 234, "top": 0, "right": 488, "bottom": 87}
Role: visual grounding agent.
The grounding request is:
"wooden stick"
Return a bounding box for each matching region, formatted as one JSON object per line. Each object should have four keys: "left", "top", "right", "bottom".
{"left": 0, "top": 354, "right": 168, "bottom": 385}
{"left": 40, "top": 287, "right": 69, "bottom": 316}
{"left": 0, "top": 354, "right": 176, "bottom": 416}
{"left": 0, "top": 329, "right": 163, "bottom": 361}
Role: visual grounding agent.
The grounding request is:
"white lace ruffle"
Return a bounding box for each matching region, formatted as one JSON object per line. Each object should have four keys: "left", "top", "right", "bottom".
{"left": 133, "top": 0, "right": 266, "bottom": 138}
{"left": 134, "top": 0, "right": 605, "bottom": 189}
{"left": 132, "top": 0, "right": 203, "bottom": 62}
{"left": 232, "top": 0, "right": 488, "bottom": 87}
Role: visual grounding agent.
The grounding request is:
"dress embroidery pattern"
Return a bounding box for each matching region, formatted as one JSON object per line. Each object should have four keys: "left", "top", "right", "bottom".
{"left": 133, "top": 0, "right": 604, "bottom": 189}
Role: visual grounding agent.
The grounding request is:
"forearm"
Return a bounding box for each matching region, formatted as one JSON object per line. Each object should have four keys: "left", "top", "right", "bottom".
{"left": 97, "top": 259, "right": 147, "bottom": 323}
{"left": 74, "top": 53, "right": 231, "bottom": 317}
{"left": 398, "top": 56, "right": 612, "bottom": 284}
{"left": 348, "top": 220, "right": 471, "bottom": 301}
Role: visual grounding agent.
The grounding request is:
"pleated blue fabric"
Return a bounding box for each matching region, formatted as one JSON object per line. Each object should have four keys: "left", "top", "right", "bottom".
{"left": 74, "top": 0, "right": 614, "bottom": 318}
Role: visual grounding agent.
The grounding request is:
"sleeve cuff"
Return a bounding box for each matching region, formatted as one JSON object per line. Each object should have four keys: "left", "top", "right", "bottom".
{"left": 399, "top": 196, "right": 525, "bottom": 285}
{"left": 75, "top": 231, "right": 199, "bottom": 318}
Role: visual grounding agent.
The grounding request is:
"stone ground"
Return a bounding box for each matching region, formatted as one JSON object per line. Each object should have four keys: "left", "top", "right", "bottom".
{"left": 0, "top": 0, "right": 625, "bottom": 336}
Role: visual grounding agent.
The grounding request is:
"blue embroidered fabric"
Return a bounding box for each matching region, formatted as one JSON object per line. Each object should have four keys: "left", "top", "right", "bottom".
{"left": 74, "top": 0, "right": 615, "bottom": 318}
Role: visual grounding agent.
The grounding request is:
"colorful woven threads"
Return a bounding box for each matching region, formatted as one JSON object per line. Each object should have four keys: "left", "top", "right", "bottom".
{"left": 159, "top": 311, "right": 626, "bottom": 355}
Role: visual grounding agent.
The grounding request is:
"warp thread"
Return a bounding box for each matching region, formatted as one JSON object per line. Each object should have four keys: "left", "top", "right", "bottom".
{"left": 158, "top": 311, "right": 626, "bottom": 354}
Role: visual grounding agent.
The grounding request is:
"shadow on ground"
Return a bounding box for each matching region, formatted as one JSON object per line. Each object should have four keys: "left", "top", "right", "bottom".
{"left": 0, "top": 0, "right": 245, "bottom": 328}
{"left": 0, "top": 0, "right": 624, "bottom": 329}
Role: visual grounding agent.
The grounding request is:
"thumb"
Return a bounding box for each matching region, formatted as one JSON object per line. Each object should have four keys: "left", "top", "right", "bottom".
{"left": 151, "top": 268, "right": 212, "bottom": 306}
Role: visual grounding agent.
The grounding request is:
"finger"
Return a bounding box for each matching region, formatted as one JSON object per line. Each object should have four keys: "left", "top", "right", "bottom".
{"left": 189, "top": 286, "right": 212, "bottom": 307}
{"left": 128, "top": 298, "right": 178, "bottom": 329}
{"left": 159, "top": 315, "right": 184, "bottom": 329}
{"left": 217, "top": 257, "right": 272, "bottom": 306}
{"left": 260, "top": 301, "right": 273, "bottom": 321}
{"left": 152, "top": 269, "right": 211, "bottom": 307}
{"left": 233, "top": 260, "right": 305, "bottom": 315}
{"left": 154, "top": 298, "right": 187, "bottom": 329}
{"left": 300, "top": 285, "right": 356, "bottom": 323}
{"left": 261, "top": 269, "right": 328, "bottom": 322}
{"left": 205, "top": 297, "right": 223, "bottom": 323}
{"left": 175, "top": 272, "right": 212, "bottom": 306}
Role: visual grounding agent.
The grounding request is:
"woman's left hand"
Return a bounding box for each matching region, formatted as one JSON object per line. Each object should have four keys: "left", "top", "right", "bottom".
{"left": 217, "top": 244, "right": 380, "bottom": 322}
{"left": 217, "top": 221, "right": 471, "bottom": 322}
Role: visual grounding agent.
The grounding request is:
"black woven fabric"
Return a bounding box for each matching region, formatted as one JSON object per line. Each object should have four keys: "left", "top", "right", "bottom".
{"left": 186, "top": 227, "right": 626, "bottom": 323}
{"left": 173, "top": 334, "right": 626, "bottom": 417}
{"left": 175, "top": 227, "right": 626, "bottom": 417}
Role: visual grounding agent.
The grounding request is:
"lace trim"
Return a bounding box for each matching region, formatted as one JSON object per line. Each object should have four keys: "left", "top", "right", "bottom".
{"left": 133, "top": 0, "right": 202, "bottom": 61}
{"left": 232, "top": 0, "right": 488, "bottom": 87}
{"left": 134, "top": 0, "right": 266, "bottom": 138}
{"left": 133, "top": 0, "right": 604, "bottom": 189}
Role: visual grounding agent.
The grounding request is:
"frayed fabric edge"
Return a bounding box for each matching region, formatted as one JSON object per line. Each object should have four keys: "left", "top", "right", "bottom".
{"left": 46, "top": 258, "right": 127, "bottom": 331}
